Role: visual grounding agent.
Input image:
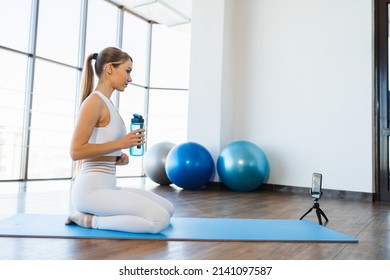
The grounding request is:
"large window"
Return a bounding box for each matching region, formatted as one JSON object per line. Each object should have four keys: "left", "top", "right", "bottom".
{"left": 0, "top": 0, "right": 190, "bottom": 181}
{"left": 147, "top": 24, "right": 191, "bottom": 147}
{"left": 0, "top": 0, "right": 32, "bottom": 180}
{"left": 26, "top": 0, "right": 81, "bottom": 179}
{"left": 0, "top": 50, "right": 28, "bottom": 180}
{"left": 85, "top": 0, "right": 118, "bottom": 56}
{"left": 122, "top": 11, "right": 150, "bottom": 87}
{"left": 28, "top": 60, "right": 78, "bottom": 179}
{"left": 36, "top": 0, "right": 81, "bottom": 66}
{"left": 147, "top": 89, "right": 189, "bottom": 148}
{"left": 0, "top": 0, "right": 32, "bottom": 52}
{"left": 150, "top": 24, "right": 191, "bottom": 89}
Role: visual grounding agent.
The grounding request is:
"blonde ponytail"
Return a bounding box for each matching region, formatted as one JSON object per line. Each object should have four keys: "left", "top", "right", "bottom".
{"left": 79, "top": 53, "right": 95, "bottom": 106}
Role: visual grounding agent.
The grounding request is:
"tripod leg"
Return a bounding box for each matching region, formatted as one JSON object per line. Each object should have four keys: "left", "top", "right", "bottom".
{"left": 300, "top": 207, "right": 313, "bottom": 220}
{"left": 318, "top": 208, "right": 329, "bottom": 222}
{"left": 316, "top": 208, "right": 323, "bottom": 225}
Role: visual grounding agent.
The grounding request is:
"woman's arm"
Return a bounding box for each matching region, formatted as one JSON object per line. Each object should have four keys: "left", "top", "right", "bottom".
{"left": 70, "top": 95, "right": 121, "bottom": 161}
{"left": 70, "top": 95, "right": 145, "bottom": 161}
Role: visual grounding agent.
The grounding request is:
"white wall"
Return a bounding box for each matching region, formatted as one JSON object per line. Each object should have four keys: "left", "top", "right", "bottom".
{"left": 187, "top": 0, "right": 226, "bottom": 179}
{"left": 188, "top": 0, "right": 373, "bottom": 193}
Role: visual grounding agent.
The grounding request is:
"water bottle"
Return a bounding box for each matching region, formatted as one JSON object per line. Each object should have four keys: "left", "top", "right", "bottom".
{"left": 130, "top": 114, "right": 145, "bottom": 156}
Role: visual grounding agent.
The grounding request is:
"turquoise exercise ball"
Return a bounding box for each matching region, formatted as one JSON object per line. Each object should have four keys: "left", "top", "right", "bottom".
{"left": 165, "top": 142, "right": 215, "bottom": 190}
{"left": 217, "top": 141, "right": 270, "bottom": 192}
{"left": 143, "top": 141, "right": 176, "bottom": 185}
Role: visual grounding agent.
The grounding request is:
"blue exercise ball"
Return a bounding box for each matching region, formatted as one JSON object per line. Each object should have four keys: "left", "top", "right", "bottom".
{"left": 165, "top": 142, "right": 214, "bottom": 190}
{"left": 143, "top": 141, "right": 176, "bottom": 185}
{"left": 217, "top": 141, "right": 269, "bottom": 192}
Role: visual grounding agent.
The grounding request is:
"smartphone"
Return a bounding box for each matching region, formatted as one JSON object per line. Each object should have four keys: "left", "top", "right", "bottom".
{"left": 311, "top": 173, "right": 322, "bottom": 199}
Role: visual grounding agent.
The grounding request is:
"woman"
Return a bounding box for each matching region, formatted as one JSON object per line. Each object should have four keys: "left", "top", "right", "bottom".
{"left": 66, "top": 47, "right": 174, "bottom": 233}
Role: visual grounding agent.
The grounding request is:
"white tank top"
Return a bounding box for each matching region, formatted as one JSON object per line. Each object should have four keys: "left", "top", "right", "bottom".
{"left": 88, "top": 91, "right": 127, "bottom": 156}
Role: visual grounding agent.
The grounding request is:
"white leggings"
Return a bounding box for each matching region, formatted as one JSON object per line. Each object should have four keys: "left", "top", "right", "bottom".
{"left": 71, "top": 161, "right": 174, "bottom": 233}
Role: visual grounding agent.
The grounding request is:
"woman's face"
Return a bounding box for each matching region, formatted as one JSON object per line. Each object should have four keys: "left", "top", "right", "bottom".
{"left": 111, "top": 59, "right": 133, "bottom": 92}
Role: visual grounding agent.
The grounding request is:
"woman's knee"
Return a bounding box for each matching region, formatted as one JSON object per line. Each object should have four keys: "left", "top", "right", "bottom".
{"left": 165, "top": 200, "right": 175, "bottom": 217}
{"left": 149, "top": 209, "right": 171, "bottom": 233}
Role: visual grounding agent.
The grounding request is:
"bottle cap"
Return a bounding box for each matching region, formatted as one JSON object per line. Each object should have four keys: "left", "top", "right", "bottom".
{"left": 131, "top": 114, "right": 144, "bottom": 123}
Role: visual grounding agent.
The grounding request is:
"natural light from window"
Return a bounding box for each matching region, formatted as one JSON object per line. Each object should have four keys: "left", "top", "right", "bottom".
{"left": 0, "top": 0, "right": 191, "bottom": 181}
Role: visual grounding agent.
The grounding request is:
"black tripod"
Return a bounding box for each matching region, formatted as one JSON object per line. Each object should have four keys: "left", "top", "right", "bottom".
{"left": 300, "top": 197, "right": 329, "bottom": 225}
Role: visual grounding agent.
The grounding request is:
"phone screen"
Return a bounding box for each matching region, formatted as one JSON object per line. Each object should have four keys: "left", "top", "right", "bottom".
{"left": 311, "top": 173, "right": 322, "bottom": 197}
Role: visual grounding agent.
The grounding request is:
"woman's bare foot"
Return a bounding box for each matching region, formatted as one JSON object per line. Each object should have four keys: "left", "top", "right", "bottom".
{"left": 65, "top": 212, "right": 93, "bottom": 228}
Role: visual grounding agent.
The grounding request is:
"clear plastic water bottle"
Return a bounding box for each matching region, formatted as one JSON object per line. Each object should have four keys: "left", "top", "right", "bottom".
{"left": 130, "top": 114, "right": 144, "bottom": 156}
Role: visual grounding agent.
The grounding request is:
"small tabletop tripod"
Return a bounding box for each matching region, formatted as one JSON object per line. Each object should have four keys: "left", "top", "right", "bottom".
{"left": 300, "top": 196, "right": 329, "bottom": 225}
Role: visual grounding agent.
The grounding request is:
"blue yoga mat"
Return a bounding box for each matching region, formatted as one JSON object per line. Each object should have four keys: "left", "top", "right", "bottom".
{"left": 0, "top": 214, "right": 357, "bottom": 242}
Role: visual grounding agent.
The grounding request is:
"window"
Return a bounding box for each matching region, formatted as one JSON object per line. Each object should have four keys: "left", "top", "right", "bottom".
{"left": 0, "top": 50, "right": 28, "bottom": 180}
{"left": 150, "top": 24, "right": 191, "bottom": 89}
{"left": 28, "top": 60, "right": 78, "bottom": 179}
{"left": 0, "top": 0, "right": 31, "bottom": 52}
{"left": 148, "top": 89, "right": 188, "bottom": 148}
{"left": 0, "top": 0, "right": 191, "bottom": 181}
{"left": 36, "top": 0, "right": 81, "bottom": 66}
{"left": 122, "top": 12, "right": 150, "bottom": 87}
{"left": 146, "top": 24, "right": 191, "bottom": 148}
{"left": 85, "top": 0, "right": 118, "bottom": 56}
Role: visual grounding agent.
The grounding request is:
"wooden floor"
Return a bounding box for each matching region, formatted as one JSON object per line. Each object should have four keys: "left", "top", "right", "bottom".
{"left": 0, "top": 178, "right": 390, "bottom": 260}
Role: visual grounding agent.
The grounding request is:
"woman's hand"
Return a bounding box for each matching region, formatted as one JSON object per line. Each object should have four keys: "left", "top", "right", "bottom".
{"left": 115, "top": 153, "right": 129, "bottom": 165}
{"left": 119, "top": 128, "right": 146, "bottom": 149}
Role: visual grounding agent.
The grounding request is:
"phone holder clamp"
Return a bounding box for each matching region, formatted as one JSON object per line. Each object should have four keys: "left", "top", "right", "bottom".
{"left": 299, "top": 191, "right": 329, "bottom": 225}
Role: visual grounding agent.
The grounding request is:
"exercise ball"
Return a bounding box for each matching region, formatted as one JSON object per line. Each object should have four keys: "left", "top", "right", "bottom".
{"left": 165, "top": 142, "right": 214, "bottom": 190}
{"left": 143, "top": 141, "right": 175, "bottom": 185}
{"left": 217, "top": 141, "right": 269, "bottom": 192}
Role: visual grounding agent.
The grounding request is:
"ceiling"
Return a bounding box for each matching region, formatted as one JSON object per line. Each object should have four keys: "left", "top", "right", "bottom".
{"left": 110, "top": 0, "right": 192, "bottom": 26}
